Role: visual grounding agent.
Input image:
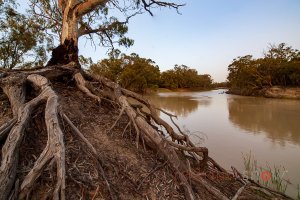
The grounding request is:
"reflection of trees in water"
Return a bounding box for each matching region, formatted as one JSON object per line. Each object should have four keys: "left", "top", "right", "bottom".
{"left": 228, "top": 97, "right": 300, "bottom": 146}
{"left": 148, "top": 94, "right": 211, "bottom": 117}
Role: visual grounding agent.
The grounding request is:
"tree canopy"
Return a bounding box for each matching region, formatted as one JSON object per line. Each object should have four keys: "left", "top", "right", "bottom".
{"left": 227, "top": 43, "right": 300, "bottom": 92}
{"left": 91, "top": 54, "right": 213, "bottom": 93}
{"left": 0, "top": 0, "right": 50, "bottom": 69}
{"left": 160, "top": 64, "right": 213, "bottom": 89}
{"left": 0, "top": 0, "right": 184, "bottom": 68}
{"left": 90, "top": 52, "right": 160, "bottom": 93}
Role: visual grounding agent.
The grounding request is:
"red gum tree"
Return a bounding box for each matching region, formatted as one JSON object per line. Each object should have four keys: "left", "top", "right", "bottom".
{"left": 30, "top": 0, "right": 184, "bottom": 66}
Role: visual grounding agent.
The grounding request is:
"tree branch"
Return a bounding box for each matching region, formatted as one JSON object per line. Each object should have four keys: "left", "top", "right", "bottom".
{"left": 78, "top": 12, "right": 139, "bottom": 37}
{"left": 75, "top": 0, "right": 110, "bottom": 17}
{"left": 140, "top": 0, "right": 185, "bottom": 16}
{"left": 58, "top": 0, "right": 67, "bottom": 12}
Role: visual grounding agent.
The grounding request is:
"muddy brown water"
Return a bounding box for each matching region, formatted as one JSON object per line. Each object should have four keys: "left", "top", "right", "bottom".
{"left": 147, "top": 89, "right": 300, "bottom": 198}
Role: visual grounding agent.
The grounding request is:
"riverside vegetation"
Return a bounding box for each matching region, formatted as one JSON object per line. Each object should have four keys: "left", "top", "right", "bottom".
{"left": 227, "top": 43, "right": 300, "bottom": 99}
{"left": 242, "top": 151, "right": 288, "bottom": 194}
{"left": 0, "top": 0, "right": 297, "bottom": 199}
{"left": 90, "top": 52, "right": 214, "bottom": 94}
{"left": 242, "top": 151, "right": 300, "bottom": 200}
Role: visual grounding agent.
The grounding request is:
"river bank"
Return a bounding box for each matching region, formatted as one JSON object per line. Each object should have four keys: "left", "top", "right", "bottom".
{"left": 153, "top": 87, "right": 215, "bottom": 93}
{"left": 227, "top": 86, "right": 300, "bottom": 100}
{"left": 147, "top": 89, "right": 300, "bottom": 198}
{"left": 0, "top": 84, "right": 295, "bottom": 199}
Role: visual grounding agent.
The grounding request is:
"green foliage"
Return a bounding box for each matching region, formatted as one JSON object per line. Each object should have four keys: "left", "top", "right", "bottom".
{"left": 242, "top": 151, "right": 258, "bottom": 179}
{"left": 79, "top": 55, "right": 93, "bottom": 69}
{"left": 160, "top": 69, "right": 178, "bottom": 89}
{"left": 0, "top": 1, "right": 50, "bottom": 69}
{"left": 227, "top": 43, "right": 300, "bottom": 91}
{"left": 0, "top": 0, "right": 183, "bottom": 69}
{"left": 27, "top": 0, "right": 136, "bottom": 50}
{"left": 91, "top": 54, "right": 213, "bottom": 93}
{"left": 89, "top": 51, "right": 124, "bottom": 82}
{"left": 90, "top": 53, "right": 160, "bottom": 93}
{"left": 212, "top": 81, "right": 228, "bottom": 88}
{"left": 160, "top": 64, "right": 213, "bottom": 89}
{"left": 90, "top": 50, "right": 212, "bottom": 93}
{"left": 297, "top": 184, "right": 300, "bottom": 200}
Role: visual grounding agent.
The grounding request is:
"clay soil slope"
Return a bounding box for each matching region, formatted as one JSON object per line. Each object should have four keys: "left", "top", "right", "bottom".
{"left": 0, "top": 79, "right": 293, "bottom": 200}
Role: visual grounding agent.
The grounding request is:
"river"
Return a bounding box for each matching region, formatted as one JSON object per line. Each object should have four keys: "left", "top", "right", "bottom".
{"left": 147, "top": 89, "right": 300, "bottom": 198}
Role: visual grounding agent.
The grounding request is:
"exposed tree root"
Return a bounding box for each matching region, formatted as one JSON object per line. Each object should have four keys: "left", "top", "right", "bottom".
{"left": 0, "top": 65, "right": 294, "bottom": 200}
{"left": 74, "top": 73, "right": 101, "bottom": 104}
{"left": 0, "top": 117, "right": 16, "bottom": 142}
{"left": 18, "top": 74, "right": 66, "bottom": 200}
{"left": 0, "top": 72, "right": 69, "bottom": 200}
{"left": 0, "top": 75, "right": 42, "bottom": 200}
{"left": 120, "top": 87, "right": 209, "bottom": 164}
{"left": 90, "top": 74, "right": 200, "bottom": 200}
{"left": 189, "top": 172, "right": 230, "bottom": 200}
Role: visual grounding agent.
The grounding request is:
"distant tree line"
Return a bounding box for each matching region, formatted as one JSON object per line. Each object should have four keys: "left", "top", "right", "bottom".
{"left": 212, "top": 82, "right": 228, "bottom": 88}
{"left": 90, "top": 51, "right": 213, "bottom": 93}
{"left": 227, "top": 43, "right": 300, "bottom": 94}
{"left": 90, "top": 52, "right": 160, "bottom": 93}
{"left": 160, "top": 64, "right": 212, "bottom": 89}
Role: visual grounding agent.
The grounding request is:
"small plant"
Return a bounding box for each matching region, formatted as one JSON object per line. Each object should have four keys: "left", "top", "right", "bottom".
{"left": 267, "top": 165, "right": 288, "bottom": 193}
{"left": 242, "top": 151, "right": 257, "bottom": 179}
{"left": 241, "top": 151, "right": 289, "bottom": 194}
{"left": 297, "top": 184, "right": 300, "bottom": 200}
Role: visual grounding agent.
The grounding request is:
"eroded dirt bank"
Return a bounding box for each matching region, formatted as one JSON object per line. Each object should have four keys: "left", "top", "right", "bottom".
{"left": 0, "top": 77, "right": 293, "bottom": 200}
{"left": 228, "top": 86, "right": 300, "bottom": 100}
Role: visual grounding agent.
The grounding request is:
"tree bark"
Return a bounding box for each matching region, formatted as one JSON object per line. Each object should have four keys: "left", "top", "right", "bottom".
{"left": 60, "top": 0, "right": 79, "bottom": 45}
{"left": 47, "top": 0, "right": 80, "bottom": 66}
{"left": 47, "top": 0, "right": 110, "bottom": 66}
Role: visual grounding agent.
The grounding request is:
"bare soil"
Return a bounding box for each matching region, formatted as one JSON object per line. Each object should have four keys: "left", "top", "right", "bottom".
{"left": 0, "top": 80, "right": 292, "bottom": 200}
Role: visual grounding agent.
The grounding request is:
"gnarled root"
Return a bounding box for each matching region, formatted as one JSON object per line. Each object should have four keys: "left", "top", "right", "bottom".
{"left": 0, "top": 68, "right": 247, "bottom": 200}
{"left": 0, "top": 67, "right": 118, "bottom": 200}
{"left": 87, "top": 74, "right": 212, "bottom": 200}
{"left": 0, "top": 117, "right": 17, "bottom": 142}
{"left": 1, "top": 66, "right": 290, "bottom": 200}
{"left": 0, "top": 74, "right": 66, "bottom": 200}
{"left": 18, "top": 74, "right": 66, "bottom": 200}
{"left": 74, "top": 72, "right": 101, "bottom": 104}
{"left": 120, "top": 88, "right": 209, "bottom": 164}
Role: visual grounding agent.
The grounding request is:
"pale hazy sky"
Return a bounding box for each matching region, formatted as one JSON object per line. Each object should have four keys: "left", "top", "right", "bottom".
{"left": 20, "top": 0, "right": 300, "bottom": 82}
{"left": 79, "top": 0, "right": 300, "bottom": 82}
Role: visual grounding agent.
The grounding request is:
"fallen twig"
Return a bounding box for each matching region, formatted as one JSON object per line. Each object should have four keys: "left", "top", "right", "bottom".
{"left": 231, "top": 183, "right": 247, "bottom": 200}
{"left": 108, "top": 107, "right": 125, "bottom": 135}
{"left": 137, "top": 161, "right": 168, "bottom": 190}
{"left": 61, "top": 112, "right": 117, "bottom": 200}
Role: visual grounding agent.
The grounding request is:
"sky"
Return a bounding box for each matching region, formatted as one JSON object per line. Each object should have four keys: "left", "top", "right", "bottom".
{"left": 20, "top": 0, "right": 300, "bottom": 82}
{"left": 79, "top": 0, "right": 300, "bottom": 82}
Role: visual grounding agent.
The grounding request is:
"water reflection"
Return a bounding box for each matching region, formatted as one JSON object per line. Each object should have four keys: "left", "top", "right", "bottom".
{"left": 148, "top": 90, "right": 300, "bottom": 198}
{"left": 227, "top": 97, "right": 300, "bottom": 146}
{"left": 148, "top": 93, "right": 212, "bottom": 117}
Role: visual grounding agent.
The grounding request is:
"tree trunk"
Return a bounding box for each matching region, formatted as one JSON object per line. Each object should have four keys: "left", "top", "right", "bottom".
{"left": 47, "top": 2, "right": 79, "bottom": 67}
{"left": 47, "top": 0, "right": 112, "bottom": 67}
{"left": 60, "top": 0, "right": 79, "bottom": 46}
